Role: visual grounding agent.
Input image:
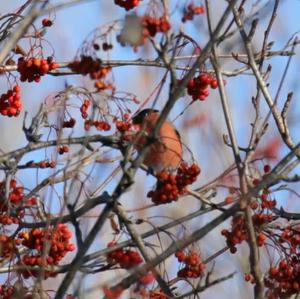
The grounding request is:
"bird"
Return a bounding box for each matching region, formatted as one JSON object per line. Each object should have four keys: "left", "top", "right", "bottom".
{"left": 131, "top": 108, "right": 183, "bottom": 172}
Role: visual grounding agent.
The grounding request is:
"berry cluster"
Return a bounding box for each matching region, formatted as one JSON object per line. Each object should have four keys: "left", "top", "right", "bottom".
{"left": 106, "top": 242, "right": 143, "bottom": 269}
{"left": 142, "top": 15, "right": 171, "bottom": 38}
{"left": 114, "top": 0, "right": 140, "bottom": 11}
{"left": 186, "top": 73, "right": 218, "bottom": 101}
{"left": 132, "top": 272, "right": 156, "bottom": 298}
{"left": 102, "top": 42, "right": 113, "bottom": 51}
{"left": 18, "top": 224, "right": 75, "bottom": 279}
{"left": 175, "top": 250, "right": 206, "bottom": 278}
{"left": 80, "top": 97, "right": 114, "bottom": 131}
{"left": 63, "top": 117, "right": 76, "bottom": 128}
{"left": 80, "top": 99, "right": 91, "bottom": 119}
{"left": 84, "top": 119, "right": 111, "bottom": 131}
{"left": 249, "top": 187, "right": 277, "bottom": 211}
{"left": 265, "top": 258, "right": 300, "bottom": 298}
{"left": 68, "top": 55, "right": 111, "bottom": 80}
{"left": 147, "top": 163, "right": 201, "bottom": 205}
{"left": 261, "top": 194, "right": 276, "bottom": 210}
{"left": 38, "top": 160, "right": 56, "bottom": 168}
{"left": 244, "top": 273, "right": 255, "bottom": 283}
{"left": 0, "top": 179, "right": 27, "bottom": 225}
{"left": 105, "top": 243, "right": 155, "bottom": 299}
{"left": 17, "top": 57, "right": 58, "bottom": 82}
{"left": 114, "top": 115, "right": 140, "bottom": 141}
{"left": 0, "top": 284, "right": 14, "bottom": 299}
{"left": 138, "top": 272, "right": 155, "bottom": 285}
{"left": 221, "top": 213, "right": 271, "bottom": 253}
{"left": 280, "top": 228, "right": 300, "bottom": 254}
{"left": 221, "top": 215, "right": 247, "bottom": 254}
{"left": 58, "top": 145, "right": 69, "bottom": 155}
{"left": 182, "top": 4, "right": 205, "bottom": 22}
{"left": 103, "top": 286, "right": 124, "bottom": 299}
{"left": 0, "top": 85, "right": 22, "bottom": 117}
{"left": 176, "top": 162, "right": 201, "bottom": 189}
{"left": 0, "top": 235, "right": 17, "bottom": 260}
{"left": 149, "top": 291, "right": 168, "bottom": 299}
{"left": 116, "top": 120, "right": 132, "bottom": 132}
{"left": 148, "top": 172, "right": 179, "bottom": 205}
{"left": 252, "top": 213, "right": 274, "bottom": 227}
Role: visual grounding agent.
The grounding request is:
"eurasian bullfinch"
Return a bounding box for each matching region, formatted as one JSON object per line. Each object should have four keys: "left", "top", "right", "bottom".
{"left": 132, "top": 109, "right": 183, "bottom": 172}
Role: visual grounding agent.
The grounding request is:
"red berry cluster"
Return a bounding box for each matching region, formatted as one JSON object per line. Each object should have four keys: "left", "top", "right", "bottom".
{"left": 182, "top": 4, "right": 205, "bottom": 22}
{"left": 1, "top": 284, "right": 70, "bottom": 299}
{"left": 133, "top": 272, "right": 156, "bottom": 298}
{"left": 6, "top": 179, "right": 24, "bottom": 205}
{"left": 18, "top": 224, "right": 75, "bottom": 279}
{"left": 142, "top": 15, "right": 171, "bottom": 38}
{"left": 84, "top": 119, "right": 111, "bottom": 131}
{"left": 106, "top": 242, "right": 143, "bottom": 269}
{"left": 115, "top": 115, "right": 140, "bottom": 141}
{"left": 176, "top": 162, "right": 201, "bottom": 189}
{"left": 114, "top": 0, "right": 140, "bottom": 11}
{"left": 0, "top": 284, "right": 14, "bottom": 299}
{"left": 248, "top": 186, "right": 277, "bottom": 212}
{"left": 68, "top": 55, "right": 111, "bottom": 80}
{"left": 17, "top": 57, "right": 58, "bottom": 82}
{"left": 252, "top": 213, "right": 274, "bottom": 227}
{"left": 21, "top": 255, "right": 58, "bottom": 279}
{"left": 186, "top": 73, "right": 218, "bottom": 101}
{"left": 80, "top": 99, "right": 111, "bottom": 131}
{"left": 147, "top": 163, "right": 200, "bottom": 205}
{"left": 258, "top": 188, "right": 277, "bottom": 210}
{"left": 149, "top": 291, "right": 168, "bottom": 299}
{"left": 138, "top": 272, "right": 155, "bottom": 285}
{"left": 265, "top": 258, "right": 300, "bottom": 299}
{"left": 38, "top": 160, "right": 56, "bottom": 168}
{"left": 102, "top": 42, "right": 113, "bottom": 51}
{"left": 63, "top": 117, "right": 76, "bottom": 128}
{"left": 80, "top": 99, "right": 91, "bottom": 119}
{"left": 221, "top": 213, "right": 271, "bottom": 253}
{"left": 116, "top": 120, "right": 132, "bottom": 133}
{"left": 103, "top": 286, "right": 124, "bottom": 299}
{"left": 26, "top": 197, "right": 37, "bottom": 206}
{"left": 0, "top": 85, "right": 22, "bottom": 117}
{"left": 280, "top": 228, "right": 300, "bottom": 254}
{"left": 175, "top": 250, "right": 206, "bottom": 278}
{"left": 0, "top": 179, "right": 27, "bottom": 225}
{"left": 256, "top": 232, "right": 268, "bottom": 247}
{"left": 221, "top": 215, "right": 247, "bottom": 254}
{"left": 261, "top": 196, "right": 276, "bottom": 210}
{"left": 147, "top": 172, "right": 179, "bottom": 205}
{"left": 94, "top": 120, "right": 111, "bottom": 131}
{"left": 58, "top": 145, "right": 69, "bottom": 155}
{"left": 0, "top": 235, "right": 17, "bottom": 260}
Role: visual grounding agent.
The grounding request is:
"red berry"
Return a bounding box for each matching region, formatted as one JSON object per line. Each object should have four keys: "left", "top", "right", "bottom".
{"left": 42, "top": 18, "right": 53, "bottom": 27}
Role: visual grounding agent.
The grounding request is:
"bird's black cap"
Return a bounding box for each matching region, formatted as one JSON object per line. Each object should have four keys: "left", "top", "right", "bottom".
{"left": 132, "top": 108, "right": 159, "bottom": 124}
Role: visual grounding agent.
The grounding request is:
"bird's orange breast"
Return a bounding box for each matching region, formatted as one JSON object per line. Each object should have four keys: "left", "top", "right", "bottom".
{"left": 134, "top": 112, "right": 182, "bottom": 172}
